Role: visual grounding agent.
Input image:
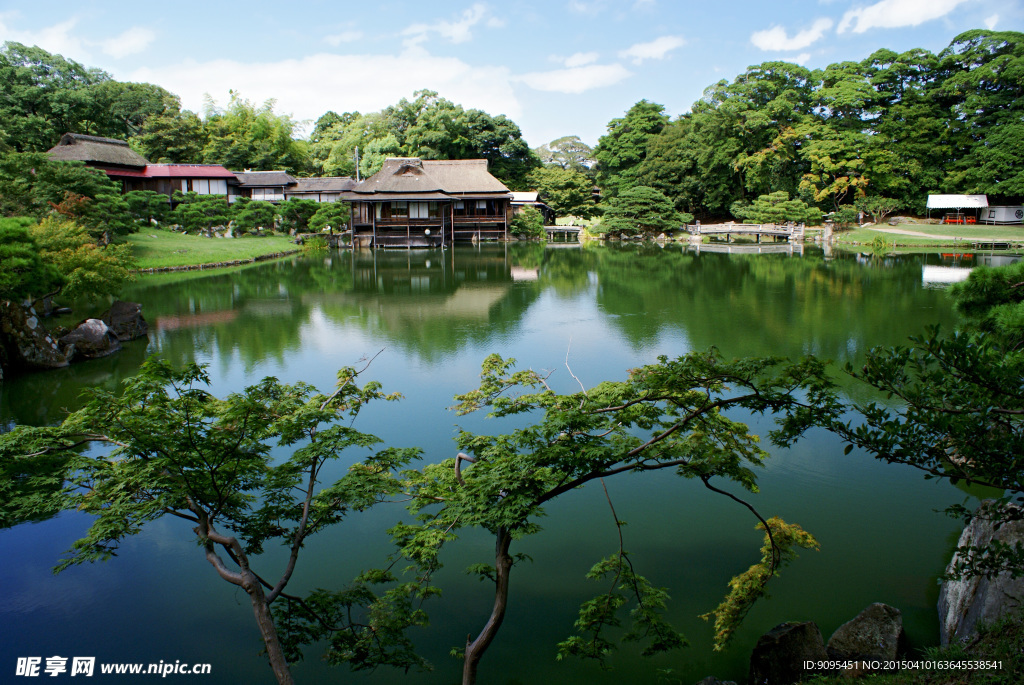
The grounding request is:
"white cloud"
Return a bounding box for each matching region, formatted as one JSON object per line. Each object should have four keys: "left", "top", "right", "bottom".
{"left": 751, "top": 18, "right": 833, "bottom": 51}
{"left": 0, "top": 15, "right": 89, "bottom": 60}
{"left": 402, "top": 3, "right": 490, "bottom": 48}
{"left": 837, "top": 0, "right": 971, "bottom": 34}
{"left": 568, "top": 1, "right": 608, "bottom": 14}
{"left": 618, "top": 35, "right": 685, "bottom": 65}
{"left": 787, "top": 52, "right": 813, "bottom": 66}
{"left": 324, "top": 30, "right": 363, "bottom": 46}
{"left": 125, "top": 51, "right": 522, "bottom": 131}
{"left": 100, "top": 26, "right": 156, "bottom": 58}
{"left": 564, "top": 51, "right": 599, "bottom": 67}
{"left": 516, "top": 63, "right": 631, "bottom": 94}
{"left": 984, "top": 13, "right": 999, "bottom": 30}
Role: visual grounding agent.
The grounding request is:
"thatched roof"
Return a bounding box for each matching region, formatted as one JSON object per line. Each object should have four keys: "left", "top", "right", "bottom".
{"left": 346, "top": 158, "right": 510, "bottom": 199}
{"left": 287, "top": 177, "right": 356, "bottom": 194}
{"left": 47, "top": 133, "right": 151, "bottom": 168}
{"left": 422, "top": 160, "right": 509, "bottom": 195}
{"left": 234, "top": 170, "right": 297, "bottom": 188}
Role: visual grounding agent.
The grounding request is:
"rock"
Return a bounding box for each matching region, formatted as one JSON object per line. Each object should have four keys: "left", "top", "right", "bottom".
{"left": 59, "top": 319, "right": 122, "bottom": 360}
{"left": 827, "top": 603, "right": 906, "bottom": 662}
{"left": 101, "top": 301, "right": 148, "bottom": 342}
{"left": 749, "top": 621, "right": 827, "bottom": 685}
{"left": 0, "top": 300, "right": 70, "bottom": 372}
{"left": 938, "top": 501, "right": 1024, "bottom": 646}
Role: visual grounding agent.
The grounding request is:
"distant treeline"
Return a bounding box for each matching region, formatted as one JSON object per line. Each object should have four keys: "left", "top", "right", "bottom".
{"left": 594, "top": 29, "right": 1024, "bottom": 217}
{"left": 3, "top": 29, "right": 1022, "bottom": 218}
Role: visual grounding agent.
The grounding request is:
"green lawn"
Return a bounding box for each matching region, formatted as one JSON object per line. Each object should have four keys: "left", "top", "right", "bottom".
{"left": 125, "top": 230, "right": 299, "bottom": 270}
{"left": 836, "top": 223, "right": 1024, "bottom": 246}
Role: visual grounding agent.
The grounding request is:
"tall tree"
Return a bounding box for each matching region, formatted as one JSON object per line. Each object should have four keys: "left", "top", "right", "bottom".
{"left": 594, "top": 100, "right": 669, "bottom": 197}
{"left": 201, "top": 92, "right": 310, "bottom": 174}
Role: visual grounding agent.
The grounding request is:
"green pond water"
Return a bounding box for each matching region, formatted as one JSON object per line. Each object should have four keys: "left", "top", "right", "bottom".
{"left": 0, "top": 243, "right": 998, "bottom": 684}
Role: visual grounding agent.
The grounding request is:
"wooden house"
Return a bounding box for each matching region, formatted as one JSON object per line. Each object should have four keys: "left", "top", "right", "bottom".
{"left": 341, "top": 158, "right": 512, "bottom": 248}
{"left": 511, "top": 191, "right": 555, "bottom": 224}
{"left": 284, "top": 177, "right": 355, "bottom": 203}
{"left": 127, "top": 164, "right": 237, "bottom": 201}
{"left": 231, "top": 170, "right": 297, "bottom": 203}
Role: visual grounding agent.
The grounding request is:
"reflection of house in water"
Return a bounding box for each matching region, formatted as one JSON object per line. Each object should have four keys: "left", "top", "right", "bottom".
{"left": 923, "top": 253, "right": 1019, "bottom": 288}
{"left": 921, "top": 265, "right": 973, "bottom": 288}
{"left": 155, "top": 310, "right": 239, "bottom": 332}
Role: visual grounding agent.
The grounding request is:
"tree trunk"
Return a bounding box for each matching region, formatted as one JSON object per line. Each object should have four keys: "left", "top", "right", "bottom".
{"left": 243, "top": 572, "right": 294, "bottom": 685}
{"left": 462, "top": 528, "right": 513, "bottom": 685}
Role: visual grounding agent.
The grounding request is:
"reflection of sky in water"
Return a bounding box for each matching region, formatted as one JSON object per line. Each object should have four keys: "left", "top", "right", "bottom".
{"left": 0, "top": 246, "right": 981, "bottom": 685}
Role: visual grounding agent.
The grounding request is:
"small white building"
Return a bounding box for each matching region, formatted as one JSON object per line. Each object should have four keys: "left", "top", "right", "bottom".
{"left": 980, "top": 206, "right": 1024, "bottom": 225}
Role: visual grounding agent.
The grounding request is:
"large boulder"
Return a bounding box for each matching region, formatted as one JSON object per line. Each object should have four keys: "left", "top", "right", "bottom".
{"left": 59, "top": 319, "right": 122, "bottom": 360}
{"left": 938, "top": 501, "right": 1024, "bottom": 646}
{"left": 826, "top": 603, "right": 906, "bottom": 662}
{"left": 100, "top": 301, "right": 148, "bottom": 341}
{"left": 749, "top": 621, "right": 827, "bottom": 685}
{"left": 0, "top": 300, "right": 69, "bottom": 372}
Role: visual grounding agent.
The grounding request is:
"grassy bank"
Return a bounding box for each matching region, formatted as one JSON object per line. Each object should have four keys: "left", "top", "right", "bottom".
{"left": 125, "top": 230, "right": 299, "bottom": 270}
{"left": 835, "top": 223, "right": 1024, "bottom": 248}
{"left": 810, "top": 612, "right": 1023, "bottom": 685}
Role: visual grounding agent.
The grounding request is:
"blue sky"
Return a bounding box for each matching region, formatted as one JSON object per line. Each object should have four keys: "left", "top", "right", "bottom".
{"left": 1, "top": 0, "right": 1021, "bottom": 148}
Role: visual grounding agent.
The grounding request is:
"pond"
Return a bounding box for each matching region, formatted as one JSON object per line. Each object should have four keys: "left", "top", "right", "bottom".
{"left": 0, "top": 243, "right": 996, "bottom": 684}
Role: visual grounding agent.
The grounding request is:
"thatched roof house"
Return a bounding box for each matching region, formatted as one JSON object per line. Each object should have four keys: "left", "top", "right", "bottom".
{"left": 47, "top": 133, "right": 151, "bottom": 179}
{"left": 341, "top": 158, "right": 513, "bottom": 247}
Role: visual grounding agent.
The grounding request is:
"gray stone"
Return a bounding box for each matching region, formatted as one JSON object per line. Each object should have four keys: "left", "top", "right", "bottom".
{"left": 938, "top": 501, "right": 1024, "bottom": 646}
{"left": 826, "top": 603, "right": 906, "bottom": 662}
{"left": 749, "top": 621, "right": 827, "bottom": 685}
{"left": 0, "top": 300, "right": 69, "bottom": 372}
{"left": 59, "top": 319, "right": 121, "bottom": 360}
{"left": 100, "top": 301, "right": 148, "bottom": 342}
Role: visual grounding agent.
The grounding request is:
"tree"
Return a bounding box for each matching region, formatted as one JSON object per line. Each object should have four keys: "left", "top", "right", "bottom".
{"left": 856, "top": 196, "right": 902, "bottom": 224}
{"left": 0, "top": 217, "right": 61, "bottom": 301}
{"left": 594, "top": 100, "right": 669, "bottom": 197}
{"left": 395, "top": 351, "right": 827, "bottom": 684}
{"left": 0, "top": 152, "right": 120, "bottom": 218}
{"left": 0, "top": 358, "right": 424, "bottom": 685}
{"left": 0, "top": 42, "right": 108, "bottom": 152}
{"left": 232, "top": 199, "right": 278, "bottom": 234}
{"left": 130, "top": 102, "right": 206, "bottom": 164}
{"left": 277, "top": 198, "right": 320, "bottom": 234}
{"left": 598, "top": 186, "right": 689, "bottom": 237}
{"left": 731, "top": 191, "right": 820, "bottom": 225}
{"left": 124, "top": 190, "right": 171, "bottom": 226}
{"left": 171, "top": 192, "right": 231, "bottom": 233}
{"left": 201, "top": 92, "right": 310, "bottom": 175}
{"left": 527, "top": 166, "right": 598, "bottom": 219}
{"left": 509, "top": 206, "right": 544, "bottom": 237}
{"left": 29, "top": 215, "right": 134, "bottom": 301}
{"left": 309, "top": 202, "right": 351, "bottom": 233}
{"left": 535, "top": 135, "right": 594, "bottom": 172}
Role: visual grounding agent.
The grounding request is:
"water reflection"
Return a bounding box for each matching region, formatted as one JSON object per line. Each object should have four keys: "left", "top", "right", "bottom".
{"left": 0, "top": 244, "right": 978, "bottom": 685}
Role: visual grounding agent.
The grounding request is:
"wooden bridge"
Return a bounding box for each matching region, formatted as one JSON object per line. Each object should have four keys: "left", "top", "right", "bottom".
{"left": 545, "top": 225, "right": 582, "bottom": 241}
{"left": 688, "top": 222, "right": 805, "bottom": 242}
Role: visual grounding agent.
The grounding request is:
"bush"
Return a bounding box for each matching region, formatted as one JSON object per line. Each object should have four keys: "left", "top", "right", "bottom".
{"left": 308, "top": 202, "right": 350, "bottom": 233}
{"left": 510, "top": 206, "right": 545, "bottom": 237}
{"left": 600, "top": 186, "right": 688, "bottom": 236}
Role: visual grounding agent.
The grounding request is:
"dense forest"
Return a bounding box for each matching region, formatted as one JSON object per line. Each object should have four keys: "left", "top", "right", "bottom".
{"left": 2, "top": 28, "right": 1023, "bottom": 221}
